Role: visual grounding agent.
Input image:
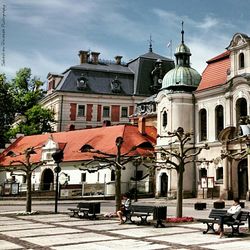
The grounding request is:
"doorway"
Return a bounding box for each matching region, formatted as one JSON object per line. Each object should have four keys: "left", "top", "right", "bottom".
{"left": 238, "top": 159, "right": 248, "bottom": 200}
{"left": 41, "top": 168, "right": 54, "bottom": 191}
{"left": 160, "top": 173, "right": 168, "bottom": 196}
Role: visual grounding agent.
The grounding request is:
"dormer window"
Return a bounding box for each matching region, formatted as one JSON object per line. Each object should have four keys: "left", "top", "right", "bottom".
{"left": 77, "top": 75, "right": 88, "bottom": 90}
{"left": 239, "top": 53, "right": 245, "bottom": 69}
{"left": 110, "top": 76, "right": 121, "bottom": 93}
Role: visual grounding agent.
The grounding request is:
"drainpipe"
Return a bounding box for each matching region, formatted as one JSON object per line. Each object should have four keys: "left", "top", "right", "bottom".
{"left": 192, "top": 93, "right": 197, "bottom": 197}
{"left": 59, "top": 95, "right": 64, "bottom": 132}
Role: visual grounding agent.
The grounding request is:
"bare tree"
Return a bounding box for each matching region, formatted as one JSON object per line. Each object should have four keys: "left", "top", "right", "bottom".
{"left": 0, "top": 147, "right": 45, "bottom": 213}
{"left": 80, "top": 136, "right": 153, "bottom": 212}
{"left": 158, "top": 127, "right": 209, "bottom": 218}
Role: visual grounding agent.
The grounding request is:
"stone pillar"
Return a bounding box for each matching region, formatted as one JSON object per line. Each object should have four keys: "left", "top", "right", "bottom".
{"left": 246, "top": 154, "right": 250, "bottom": 200}
{"left": 228, "top": 159, "right": 234, "bottom": 199}
{"left": 222, "top": 157, "right": 229, "bottom": 199}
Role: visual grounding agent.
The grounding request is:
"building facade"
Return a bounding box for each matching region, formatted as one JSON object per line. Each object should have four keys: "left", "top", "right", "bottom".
{"left": 41, "top": 47, "right": 174, "bottom": 132}
{"left": 0, "top": 125, "right": 156, "bottom": 197}
{"left": 132, "top": 31, "right": 250, "bottom": 201}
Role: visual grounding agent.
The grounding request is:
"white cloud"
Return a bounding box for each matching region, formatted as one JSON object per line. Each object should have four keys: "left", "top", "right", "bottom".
{"left": 197, "top": 16, "right": 219, "bottom": 30}
{"left": 2, "top": 50, "right": 68, "bottom": 82}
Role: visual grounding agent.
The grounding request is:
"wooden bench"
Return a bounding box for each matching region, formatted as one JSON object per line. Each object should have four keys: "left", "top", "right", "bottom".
{"left": 68, "top": 202, "right": 100, "bottom": 220}
{"left": 198, "top": 209, "right": 249, "bottom": 236}
{"left": 129, "top": 205, "right": 155, "bottom": 225}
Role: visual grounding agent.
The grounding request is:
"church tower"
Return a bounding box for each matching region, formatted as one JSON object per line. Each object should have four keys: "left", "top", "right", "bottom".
{"left": 155, "top": 22, "right": 201, "bottom": 198}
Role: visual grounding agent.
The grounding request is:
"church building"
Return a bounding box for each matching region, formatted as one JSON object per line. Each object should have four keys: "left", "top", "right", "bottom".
{"left": 148, "top": 30, "right": 250, "bottom": 200}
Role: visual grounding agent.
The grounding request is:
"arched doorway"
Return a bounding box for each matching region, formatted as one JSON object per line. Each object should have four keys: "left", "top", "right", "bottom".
{"left": 41, "top": 168, "right": 54, "bottom": 191}
{"left": 160, "top": 173, "right": 168, "bottom": 196}
{"left": 238, "top": 159, "right": 248, "bottom": 200}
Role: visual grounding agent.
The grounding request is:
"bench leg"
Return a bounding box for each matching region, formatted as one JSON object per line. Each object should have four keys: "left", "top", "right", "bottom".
{"left": 69, "top": 210, "right": 79, "bottom": 218}
{"left": 137, "top": 215, "right": 150, "bottom": 225}
{"left": 228, "top": 225, "right": 240, "bottom": 237}
{"left": 203, "top": 222, "right": 216, "bottom": 234}
{"left": 124, "top": 213, "right": 134, "bottom": 224}
{"left": 154, "top": 219, "right": 166, "bottom": 228}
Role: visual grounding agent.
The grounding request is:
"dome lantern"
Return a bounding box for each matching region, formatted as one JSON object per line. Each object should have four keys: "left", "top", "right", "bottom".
{"left": 162, "top": 21, "right": 201, "bottom": 92}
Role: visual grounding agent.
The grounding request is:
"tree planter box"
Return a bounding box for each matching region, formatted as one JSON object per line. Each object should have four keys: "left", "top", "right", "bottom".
{"left": 213, "top": 201, "right": 225, "bottom": 209}
{"left": 194, "top": 202, "right": 206, "bottom": 210}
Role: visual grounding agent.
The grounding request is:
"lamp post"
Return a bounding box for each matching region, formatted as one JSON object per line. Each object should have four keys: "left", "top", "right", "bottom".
{"left": 52, "top": 149, "right": 64, "bottom": 214}
{"left": 133, "top": 157, "right": 142, "bottom": 202}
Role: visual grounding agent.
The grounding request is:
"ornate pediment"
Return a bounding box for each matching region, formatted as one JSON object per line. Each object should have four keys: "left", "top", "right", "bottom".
{"left": 227, "top": 33, "right": 249, "bottom": 50}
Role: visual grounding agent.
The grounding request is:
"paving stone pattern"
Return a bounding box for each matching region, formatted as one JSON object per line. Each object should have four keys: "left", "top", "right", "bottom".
{"left": 0, "top": 214, "right": 249, "bottom": 250}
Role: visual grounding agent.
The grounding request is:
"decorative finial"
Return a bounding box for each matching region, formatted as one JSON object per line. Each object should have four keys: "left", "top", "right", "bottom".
{"left": 181, "top": 21, "right": 184, "bottom": 44}
{"left": 148, "top": 34, "right": 153, "bottom": 52}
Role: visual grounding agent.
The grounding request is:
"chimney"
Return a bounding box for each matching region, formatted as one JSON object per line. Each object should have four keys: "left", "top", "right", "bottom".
{"left": 78, "top": 50, "right": 89, "bottom": 64}
{"left": 115, "top": 55, "right": 122, "bottom": 65}
{"left": 138, "top": 117, "right": 146, "bottom": 135}
{"left": 91, "top": 51, "right": 100, "bottom": 64}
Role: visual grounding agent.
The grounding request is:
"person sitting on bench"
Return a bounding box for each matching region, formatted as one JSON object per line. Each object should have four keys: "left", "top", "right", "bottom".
{"left": 218, "top": 198, "right": 241, "bottom": 238}
{"left": 117, "top": 193, "right": 131, "bottom": 224}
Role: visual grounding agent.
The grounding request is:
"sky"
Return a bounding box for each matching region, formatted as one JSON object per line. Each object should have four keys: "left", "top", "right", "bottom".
{"left": 1, "top": 0, "right": 250, "bottom": 83}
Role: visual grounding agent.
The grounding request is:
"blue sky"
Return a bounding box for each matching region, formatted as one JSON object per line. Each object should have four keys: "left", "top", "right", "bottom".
{"left": 1, "top": 0, "right": 250, "bottom": 82}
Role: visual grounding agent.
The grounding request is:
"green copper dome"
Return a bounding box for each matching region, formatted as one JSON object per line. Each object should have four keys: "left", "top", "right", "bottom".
{"left": 162, "top": 65, "right": 201, "bottom": 91}
{"left": 161, "top": 22, "right": 201, "bottom": 92}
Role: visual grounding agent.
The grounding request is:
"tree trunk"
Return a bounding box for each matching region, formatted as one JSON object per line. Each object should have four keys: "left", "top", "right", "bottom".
{"left": 26, "top": 171, "right": 32, "bottom": 213}
{"left": 115, "top": 167, "right": 121, "bottom": 212}
{"left": 176, "top": 169, "right": 184, "bottom": 218}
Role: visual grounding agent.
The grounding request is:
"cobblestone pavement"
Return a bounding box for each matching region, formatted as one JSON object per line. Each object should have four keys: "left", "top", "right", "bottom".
{"left": 0, "top": 212, "right": 249, "bottom": 250}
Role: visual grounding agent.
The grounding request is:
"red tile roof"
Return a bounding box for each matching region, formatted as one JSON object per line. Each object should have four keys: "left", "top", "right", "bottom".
{"left": 0, "top": 125, "right": 156, "bottom": 167}
{"left": 196, "top": 51, "right": 230, "bottom": 91}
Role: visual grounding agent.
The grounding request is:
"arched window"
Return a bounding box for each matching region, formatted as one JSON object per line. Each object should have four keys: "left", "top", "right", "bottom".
{"left": 199, "top": 168, "right": 207, "bottom": 179}
{"left": 239, "top": 53, "right": 245, "bottom": 69}
{"left": 163, "top": 111, "right": 167, "bottom": 127}
{"left": 236, "top": 98, "right": 247, "bottom": 124}
{"left": 199, "top": 109, "right": 207, "bottom": 141}
{"left": 215, "top": 105, "right": 224, "bottom": 139}
{"left": 216, "top": 167, "right": 223, "bottom": 181}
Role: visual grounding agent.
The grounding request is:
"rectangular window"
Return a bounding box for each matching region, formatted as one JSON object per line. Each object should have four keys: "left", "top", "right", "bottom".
{"left": 81, "top": 173, "right": 86, "bottom": 182}
{"left": 121, "top": 107, "right": 128, "bottom": 118}
{"left": 136, "top": 170, "right": 143, "bottom": 180}
{"left": 103, "top": 106, "right": 110, "bottom": 117}
{"left": 78, "top": 105, "right": 85, "bottom": 117}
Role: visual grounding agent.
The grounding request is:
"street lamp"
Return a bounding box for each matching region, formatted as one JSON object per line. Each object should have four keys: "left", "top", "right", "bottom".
{"left": 52, "top": 149, "right": 64, "bottom": 214}
{"left": 133, "top": 157, "right": 142, "bottom": 202}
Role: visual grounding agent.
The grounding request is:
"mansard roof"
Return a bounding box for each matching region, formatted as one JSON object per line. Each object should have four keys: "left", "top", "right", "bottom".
{"left": 196, "top": 51, "right": 231, "bottom": 92}
{"left": 0, "top": 125, "right": 156, "bottom": 166}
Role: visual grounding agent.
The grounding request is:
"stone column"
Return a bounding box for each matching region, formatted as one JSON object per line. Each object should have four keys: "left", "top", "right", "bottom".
{"left": 246, "top": 153, "right": 250, "bottom": 201}
{"left": 222, "top": 157, "right": 229, "bottom": 199}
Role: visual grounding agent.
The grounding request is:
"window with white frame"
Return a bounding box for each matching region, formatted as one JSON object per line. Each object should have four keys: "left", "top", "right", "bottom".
{"left": 215, "top": 105, "right": 224, "bottom": 139}
{"left": 103, "top": 106, "right": 110, "bottom": 117}
{"left": 199, "top": 108, "right": 207, "bottom": 141}
{"left": 239, "top": 53, "right": 245, "bottom": 69}
{"left": 121, "top": 107, "right": 128, "bottom": 118}
{"left": 78, "top": 105, "right": 85, "bottom": 117}
{"left": 163, "top": 111, "right": 167, "bottom": 127}
{"left": 81, "top": 173, "right": 86, "bottom": 182}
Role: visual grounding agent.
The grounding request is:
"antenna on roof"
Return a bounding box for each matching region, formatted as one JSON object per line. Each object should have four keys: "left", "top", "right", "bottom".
{"left": 181, "top": 21, "right": 184, "bottom": 44}
{"left": 148, "top": 34, "right": 153, "bottom": 52}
